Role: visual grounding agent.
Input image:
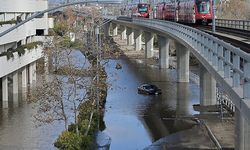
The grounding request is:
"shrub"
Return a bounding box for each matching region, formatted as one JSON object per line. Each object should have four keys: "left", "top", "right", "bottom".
{"left": 54, "top": 131, "right": 82, "bottom": 150}
{"left": 16, "top": 46, "right": 25, "bottom": 56}
{"left": 0, "top": 20, "right": 17, "bottom": 26}
{"left": 0, "top": 42, "right": 43, "bottom": 59}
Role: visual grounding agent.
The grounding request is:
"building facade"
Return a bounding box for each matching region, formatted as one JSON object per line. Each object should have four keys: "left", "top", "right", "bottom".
{"left": 0, "top": 0, "right": 53, "bottom": 102}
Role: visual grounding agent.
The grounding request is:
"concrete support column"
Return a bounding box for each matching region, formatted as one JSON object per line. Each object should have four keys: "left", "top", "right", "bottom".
{"left": 29, "top": 62, "right": 37, "bottom": 86}
{"left": 13, "top": 71, "right": 19, "bottom": 94}
{"left": 200, "top": 65, "right": 217, "bottom": 106}
{"left": 21, "top": 66, "right": 28, "bottom": 93}
{"left": 176, "top": 42, "right": 189, "bottom": 82}
{"left": 235, "top": 109, "right": 250, "bottom": 150}
{"left": 121, "top": 26, "right": 127, "bottom": 40}
{"left": 134, "top": 30, "right": 142, "bottom": 51}
{"left": 21, "top": 39, "right": 26, "bottom": 45}
{"left": 176, "top": 83, "right": 190, "bottom": 116}
{"left": 112, "top": 24, "right": 118, "bottom": 36}
{"left": 158, "top": 35, "right": 170, "bottom": 69}
{"left": 126, "top": 27, "right": 134, "bottom": 46}
{"left": 104, "top": 23, "right": 110, "bottom": 37}
{"left": 144, "top": 32, "right": 154, "bottom": 58}
{"left": 2, "top": 76, "right": 8, "bottom": 101}
{"left": 44, "top": 56, "right": 49, "bottom": 75}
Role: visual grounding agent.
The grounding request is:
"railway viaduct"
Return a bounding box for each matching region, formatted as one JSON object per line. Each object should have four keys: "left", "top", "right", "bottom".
{"left": 0, "top": 1, "right": 250, "bottom": 149}
{"left": 104, "top": 17, "right": 250, "bottom": 149}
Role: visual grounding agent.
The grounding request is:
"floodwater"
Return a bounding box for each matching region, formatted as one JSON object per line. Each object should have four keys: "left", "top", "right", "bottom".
{"left": 0, "top": 52, "right": 200, "bottom": 149}
{"left": 0, "top": 50, "right": 87, "bottom": 150}
{"left": 103, "top": 58, "right": 200, "bottom": 150}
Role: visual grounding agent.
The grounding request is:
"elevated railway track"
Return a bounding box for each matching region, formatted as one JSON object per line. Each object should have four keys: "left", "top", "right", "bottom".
{"left": 117, "top": 16, "right": 250, "bottom": 54}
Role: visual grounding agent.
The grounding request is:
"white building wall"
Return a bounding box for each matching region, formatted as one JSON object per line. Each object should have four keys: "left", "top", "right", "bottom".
{"left": 0, "top": 46, "right": 43, "bottom": 78}
{"left": 0, "top": 0, "right": 48, "bottom": 13}
{"left": 0, "top": 0, "right": 53, "bottom": 79}
{"left": 0, "top": 0, "right": 53, "bottom": 48}
{"left": 48, "top": 18, "right": 54, "bottom": 29}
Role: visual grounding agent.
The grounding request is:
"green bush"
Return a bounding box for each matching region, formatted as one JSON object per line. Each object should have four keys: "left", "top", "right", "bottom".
{"left": 54, "top": 131, "right": 83, "bottom": 150}
{"left": 54, "top": 130, "right": 95, "bottom": 150}
{"left": 0, "top": 20, "right": 17, "bottom": 26}
{"left": 0, "top": 42, "right": 43, "bottom": 59}
{"left": 16, "top": 46, "right": 26, "bottom": 56}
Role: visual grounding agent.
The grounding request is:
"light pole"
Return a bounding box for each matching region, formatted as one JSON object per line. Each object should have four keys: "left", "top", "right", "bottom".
{"left": 95, "top": 26, "right": 100, "bottom": 130}
{"left": 212, "top": 0, "right": 216, "bottom": 32}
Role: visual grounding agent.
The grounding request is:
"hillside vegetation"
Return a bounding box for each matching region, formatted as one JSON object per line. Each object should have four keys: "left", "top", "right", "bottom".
{"left": 217, "top": 0, "right": 250, "bottom": 20}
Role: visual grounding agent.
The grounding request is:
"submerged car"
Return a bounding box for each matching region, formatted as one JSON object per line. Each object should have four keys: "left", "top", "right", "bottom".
{"left": 138, "top": 84, "right": 162, "bottom": 95}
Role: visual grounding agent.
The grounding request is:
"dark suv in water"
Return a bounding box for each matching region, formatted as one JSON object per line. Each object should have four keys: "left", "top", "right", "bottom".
{"left": 138, "top": 84, "right": 162, "bottom": 95}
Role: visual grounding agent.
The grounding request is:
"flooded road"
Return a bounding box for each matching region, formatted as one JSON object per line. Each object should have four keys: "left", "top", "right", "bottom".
{"left": 0, "top": 52, "right": 200, "bottom": 149}
{"left": 103, "top": 58, "right": 200, "bottom": 150}
{"left": 0, "top": 99, "right": 64, "bottom": 149}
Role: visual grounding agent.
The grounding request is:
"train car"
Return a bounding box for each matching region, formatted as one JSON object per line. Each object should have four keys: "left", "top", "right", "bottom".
{"left": 164, "top": 1, "right": 176, "bottom": 21}
{"left": 178, "top": 0, "right": 195, "bottom": 23}
{"left": 155, "top": 0, "right": 212, "bottom": 25}
{"left": 178, "top": 0, "right": 212, "bottom": 24}
{"left": 156, "top": 2, "right": 165, "bottom": 20}
{"left": 194, "top": 0, "right": 213, "bottom": 24}
{"left": 131, "top": 3, "right": 151, "bottom": 18}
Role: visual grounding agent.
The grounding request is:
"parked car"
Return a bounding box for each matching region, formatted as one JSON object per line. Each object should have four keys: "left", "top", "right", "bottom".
{"left": 138, "top": 84, "right": 162, "bottom": 95}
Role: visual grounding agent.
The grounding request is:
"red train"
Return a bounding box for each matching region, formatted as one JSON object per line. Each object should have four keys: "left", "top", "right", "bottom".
{"left": 155, "top": 0, "right": 213, "bottom": 25}
{"left": 127, "top": 0, "right": 212, "bottom": 25}
{"left": 129, "top": 3, "right": 151, "bottom": 18}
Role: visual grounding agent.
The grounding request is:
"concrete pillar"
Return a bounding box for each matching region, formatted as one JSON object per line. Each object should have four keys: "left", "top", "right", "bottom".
{"left": 2, "top": 76, "right": 8, "bottom": 101}
{"left": 29, "top": 62, "right": 37, "bottom": 86}
{"left": 13, "top": 71, "right": 19, "bottom": 94}
{"left": 13, "top": 71, "right": 19, "bottom": 102}
{"left": 176, "top": 83, "right": 190, "bottom": 116}
{"left": 112, "top": 24, "right": 118, "bottom": 36}
{"left": 21, "top": 66, "right": 28, "bottom": 93}
{"left": 158, "top": 35, "right": 170, "bottom": 69}
{"left": 235, "top": 109, "right": 250, "bottom": 150}
{"left": 21, "top": 39, "right": 26, "bottom": 45}
{"left": 200, "top": 65, "right": 217, "bottom": 106}
{"left": 121, "top": 26, "right": 127, "bottom": 40}
{"left": 144, "top": 32, "right": 154, "bottom": 58}
{"left": 104, "top": 23, "right": 110, "bottom": 37}
{"left": 134, "top": 30, "right": 142, "bottom": 51}
{"left": 176, "top": 42, "right": 189, "bottom": 82}
{"left": 126, "top": 27, "right": 134, "bottom": 46}
{"left": 32, "top": 62, "right": 37, "bottom": 82}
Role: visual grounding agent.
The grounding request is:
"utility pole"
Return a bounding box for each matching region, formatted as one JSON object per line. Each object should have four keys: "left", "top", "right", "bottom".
{"left": 95, "top": 26, "right": 100, "bottom": 130}
{"left": 212, "top": 0, "right": 216, "bottom": 32}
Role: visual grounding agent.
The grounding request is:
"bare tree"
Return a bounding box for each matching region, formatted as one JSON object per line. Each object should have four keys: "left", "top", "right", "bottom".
{"left": 29, "top": 5, "right": 121, "bottom": 139}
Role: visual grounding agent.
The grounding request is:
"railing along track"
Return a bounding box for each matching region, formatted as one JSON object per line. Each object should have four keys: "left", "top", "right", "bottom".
{"left": 194, "top": 25, "right": 250, "bottom": 53}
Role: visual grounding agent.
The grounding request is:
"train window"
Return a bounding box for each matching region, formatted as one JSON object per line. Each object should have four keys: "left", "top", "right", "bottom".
{"left": 138, "top": 4, "right": 149, "bottom": 12}
{"left": 196, "top": 0, "right": 210, "bottom": 14}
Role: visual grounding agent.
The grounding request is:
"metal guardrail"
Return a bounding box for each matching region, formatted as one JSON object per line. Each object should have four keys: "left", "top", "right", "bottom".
{"left": 216, "top": 19, "right": 250, "bottom": 31}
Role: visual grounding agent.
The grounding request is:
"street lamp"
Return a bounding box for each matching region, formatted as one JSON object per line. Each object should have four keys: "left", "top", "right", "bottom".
{"left": 212, "top": 0, "right": 216, "bottom": 32}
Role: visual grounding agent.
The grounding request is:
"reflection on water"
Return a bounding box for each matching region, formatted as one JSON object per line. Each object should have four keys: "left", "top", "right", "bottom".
{"left": 0, "top": 50, "right": 87, "bottom": 150}
{"left": 0, "top": 95, "right": 64, "bottom": 150}
{"left": 103, "top": 58, "right": 200, "bottom": 150}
